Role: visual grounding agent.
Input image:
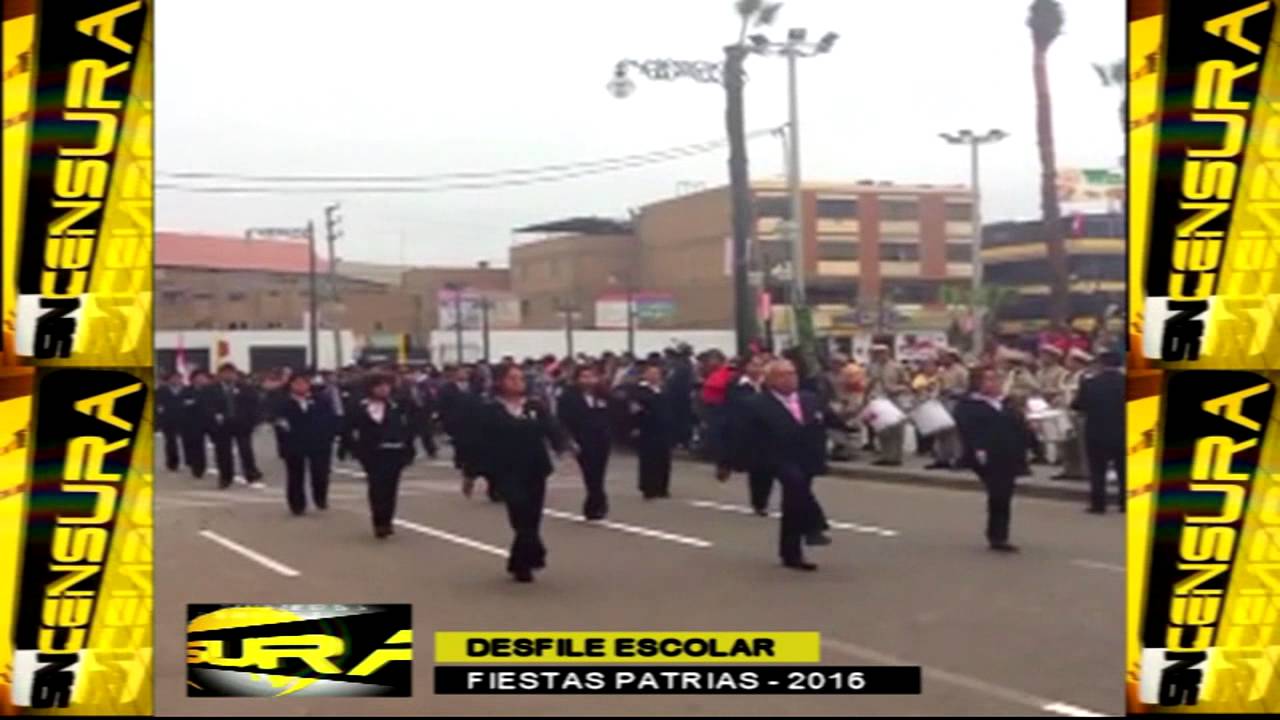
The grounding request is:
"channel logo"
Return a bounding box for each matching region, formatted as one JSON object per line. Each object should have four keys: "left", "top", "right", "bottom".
{"left": 186, "top": 604, "right": 412, "bottom": 697}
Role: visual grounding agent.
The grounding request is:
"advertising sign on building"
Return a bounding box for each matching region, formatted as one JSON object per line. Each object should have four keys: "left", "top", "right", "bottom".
{"left": 437, "top": 289, "right": 522, "bottom": 330}
{"left": 594, "top": 293, "right": 676, "bottom": 329}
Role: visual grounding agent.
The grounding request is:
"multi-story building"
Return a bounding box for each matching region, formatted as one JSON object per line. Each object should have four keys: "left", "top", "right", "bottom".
{"left": 399, "top": 262, "right": 512, "bottom": 339}
{"left": 981, "top": 213, "right": 1125, "bottom": 333}
{"left": 631, "top": 180, "right": 975, "bottom": 333}
{"left": 509, "top": 217, "right": 636, "bottom": 328}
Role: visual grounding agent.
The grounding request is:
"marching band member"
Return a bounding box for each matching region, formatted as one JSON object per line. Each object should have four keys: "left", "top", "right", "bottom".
{"left": 481, "top": 363, "right": 568, "bottom": 582}
{"left": 865, "top": 343, "right": 910, "bottom": 467}
{"left": 1053, "top": 348, "right": 1092, "bottom": 480}
{"left": 827, "top": 362, "right": 865, "bottom": 464}
{"left": 914, "top": 357, "right": 961, "bottom": 470}
{"left": 557, "top": 364, "right": 613, "bottom": 521}
{"left": 350, "top": 374, "right": 415, "bottom": 538}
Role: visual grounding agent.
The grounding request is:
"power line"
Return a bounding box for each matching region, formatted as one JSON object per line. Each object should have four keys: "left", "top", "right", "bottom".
{"left": 159, "top": 130, "right": 779, "bottom": 184}
{"left": 157, "top": 129, "right": 780, "bottom": 195}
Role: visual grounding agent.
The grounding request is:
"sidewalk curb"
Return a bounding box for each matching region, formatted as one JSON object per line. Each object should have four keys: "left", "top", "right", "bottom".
{"left": 670, "top": 450, "right": 1088, "bottom": 503}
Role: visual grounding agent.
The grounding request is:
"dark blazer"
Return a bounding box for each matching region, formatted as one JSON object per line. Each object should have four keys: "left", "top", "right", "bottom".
{"left": 1071, "top": 369, "right": 1125, "bottom": 451}
{"left": 349, "top": 398, "right": 414, "bottom": 465}
{"left": 556, "top": 386, "right": 612, "bottom": 453}
{"left": 275, "top": 393, "right": 337, "bottom": 456}
{"left": 741, "top": 390, "right": 834, "bottom": 478}
{"left": 199, "top": 381, "right": 260, "bottom": 434}
{"left": 724, "top": 377, "right": 764, "bottom": 471}
{"left": 478, "top": 398, "right": 567, "bottom": 482}
{"left": 156, "top": 384, "right": 184, "bottom": 431}
{"left": 437, "top": 382, "right": 475, "bottom": 438}
{"left": 177, "top": 386, "right": 209, "bottom": 433}
{"left": 628, "top": 383, "right": 673, "bottom": 449}
{"left": 955, "top": 394, "right": 1030, "bottom": 475}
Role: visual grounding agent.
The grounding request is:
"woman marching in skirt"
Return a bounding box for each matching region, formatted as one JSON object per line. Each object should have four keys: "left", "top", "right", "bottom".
{"left": 480, "top": 363, "right": 568, "bottom": 583}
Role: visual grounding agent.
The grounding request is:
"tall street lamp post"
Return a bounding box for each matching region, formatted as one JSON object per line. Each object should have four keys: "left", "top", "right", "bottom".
{"left": 940, "top": 128, "right": 1007, "bottom": 354}
{"left": 607, "top": 55, "right": 755, "bottom": 358}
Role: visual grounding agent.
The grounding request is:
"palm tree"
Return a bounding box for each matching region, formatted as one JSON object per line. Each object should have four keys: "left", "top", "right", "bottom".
{"left": 1029, "top": 0, "right": 1070, "bottom": 327}
{"left": 1092, "top": 59, "right": 1126, "bottom": 136}
{"left": 735, "top": 0, "right": 782, "bottom": 43}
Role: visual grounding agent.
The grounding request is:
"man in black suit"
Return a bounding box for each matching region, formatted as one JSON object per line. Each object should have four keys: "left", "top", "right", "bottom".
{"left": 350, "top": 374, "right": 415, "bottom": 538}
{"left": 274, "top": 373, "right": 338, "bottom": 515}
{"left": 664, "top": 347, "right": 695, "bottom": 450}
{"left": 179, "top": 369, "right": 213, "bottom": 478}
{"left": 740, "top": 359, "right": 834, "bottom": 571}
{"left": 200, "top": 363, "right": 264, "bottom": 488}
{"left": 1072, "top": 350, "right": 1126, "bottom": 514}
{"left": 955, "top": 366, "right": 1031, "bottom": 552}
{"left": 721, "top": 354, "right": 772, "bottom": 515}
{"left": 156, "top": 371, "right": 185, "bottom": 471}
{"left": 629, "top": 361, "right": 674, "bottom": 500}
{"left": 557, "top": 364, "right": 613, "bottom": 520}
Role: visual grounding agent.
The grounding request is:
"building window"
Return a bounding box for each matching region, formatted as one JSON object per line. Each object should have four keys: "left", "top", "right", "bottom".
{"left": 945, "top": 203, "right": 972, "bottom": 221}
{"left": 228, "top": 291, "right": 246, "bottom": 302}
{"left": 755, "top": 195, "right": 791, "bottom": 219}
{"left": 880, "top": 243, "right": 920, "bottom": 262}
{"left": 192, "top": 292, "right": 214, "bottom": 300}
{"left": 817, "top": 242, "right": 859, "bottom": 261}
{"left": 267, "top": 290, "right": 280, "bottom": 298}
{"left": 520, "top": 300, "right": 530, "bottom": 317}
{"left": 161, "top": 290, "right": 185, "bottom": 303}
{"left": 267, "top": 321, "right": 282, "bottom": 329}
{"left": 945, "top": 244, "right": 972, "bottom": 262}
{"left": 374, "top": 322, "right": 384, "bottom": 331}
{"left": 884, "top": 281, "right": 939, "bottom": 305}
{"left": 881, "top": 199, "right": 919, "bottom": 221}
{"left": 816, "top": 198, "right": 858, "bottom": 219}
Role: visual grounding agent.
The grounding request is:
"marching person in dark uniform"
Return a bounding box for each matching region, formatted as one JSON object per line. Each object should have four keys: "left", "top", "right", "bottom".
{"left": 274, "top": 373, "right": 338, "bottom": 516}
{"left": 349, "top": 373, "right": 415, "bottom": 538}
{"left": 629, "top": 361, "right": 674, "bottom": 500}
{"left": 332, "top": 369, "right": 358, "bottom": 462}
{"left": 740, "top": 359, "right": 835, "bottom": 571}
{"left": 201, "top": 363, "right": 264, "bottom": 489}
{"left": 156, "top": 371, "right": 186, "bottom": 472}
{"left": 955, "top": 366, "right": 1031, "bottom": 552}
{"left": 396, "top": 371, "right": 437, "bottom": 461}
{"left": 262, "top": 371, "right": 289, "bottom": 460}
{"left": 179, "top": 369, "right": 213, "bottom": 479}
{"left": 557, "top": 363, "right": 613, "bottom": 521}
{"left": 721, "top": 354, "right": 772, "bottom": 515}
{"left": 1072, "top": 350, "right": 1126, "bottom": 515}
{"left": 664, "top": 347, "right": 696, "bottom": 451}
{"left": 479, "top": 363, "right": 568, "bottom": 583}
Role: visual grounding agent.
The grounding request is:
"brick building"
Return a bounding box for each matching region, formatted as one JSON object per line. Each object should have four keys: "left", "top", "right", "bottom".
{"left": 631, "top": 180, "right": 976, "bottom": 332}
{"left": 509, "top": 218, "right": 636, "bottom": 329}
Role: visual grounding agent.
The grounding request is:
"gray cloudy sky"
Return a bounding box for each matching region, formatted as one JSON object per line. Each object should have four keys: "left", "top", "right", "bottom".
{"left": 155, "top": 0, "right": 1124, "bottom": 268}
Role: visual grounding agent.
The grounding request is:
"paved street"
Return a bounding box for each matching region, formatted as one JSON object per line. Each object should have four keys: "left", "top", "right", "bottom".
{"left": 155, "top": 431, "right": 1122, "bottom": 717}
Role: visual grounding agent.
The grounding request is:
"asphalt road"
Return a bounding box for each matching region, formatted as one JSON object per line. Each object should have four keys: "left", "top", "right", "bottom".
{"left": 154, "top": 431, "right": 1123, "bottom": 717}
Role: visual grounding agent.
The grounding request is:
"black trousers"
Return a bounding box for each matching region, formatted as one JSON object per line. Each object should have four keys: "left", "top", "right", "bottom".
{"left": 637, "top": 441, "right": 672, "bottom": 498}
{"left": 576, "top": 444, "right": 610, "bottom": 519}
{"left": 748, "top": 469, "right": 774, "bottom": 512}
{"left": 273, "top": 426, "right": 287, "bottom": 459}
{"left": 363, "top": 452, "right": 405, "bottom": 530}
{"left": 161, "top": 424, "right": 182, "bottom": 470}
{"left": 212, "top": 428, "right": 261, "bottom": 484}
{"left": 1087, "top": 441, "right": 1126, "bottom": 511}
{"left": 778, "top": 464, "right": 825, "bottom": 563}
{"left": 284, "top": 450, "right": 332, "bottom": 514}
{"left": 180, "top": 427, "right": 206, "bottom": 478}
{"left": 502, "top": 472, "right": 548, "bottom": 573}
{"left": 979, "top": 469, "right": 1017, "bottom": 545}
{"left": 418, "top": 427, "right": 437, "bottom": 457}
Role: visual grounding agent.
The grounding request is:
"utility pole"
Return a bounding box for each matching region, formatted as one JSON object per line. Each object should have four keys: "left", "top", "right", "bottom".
{"left": 324, "top": 203, "right": 343, "bottom": 369}
{"left": 557, "top": 302, "right": 577, "bottom": 358}
{"left": 445, "top": 283, "right": 464, "bottom": 364}
{"left": 625, "top": 283, "right": 636, "bottom": 357}
{"left": 306, "top": 220, "right": 318, "bottom": 369}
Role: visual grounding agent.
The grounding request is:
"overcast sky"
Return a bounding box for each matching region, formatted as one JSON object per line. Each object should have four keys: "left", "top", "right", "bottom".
{"left": 155, "top": 0, "right": 1124, "bottom": 268}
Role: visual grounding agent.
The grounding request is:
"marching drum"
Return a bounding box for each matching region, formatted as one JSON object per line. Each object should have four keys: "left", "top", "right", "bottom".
{"left": 1028, "top": 408, "right": 1072, "bottom": 443}
{"left": 909, "top": 399, "right": 955, "bottom": 437}
{"left": 860, "top": 398, "right": 906, "bottom": 432}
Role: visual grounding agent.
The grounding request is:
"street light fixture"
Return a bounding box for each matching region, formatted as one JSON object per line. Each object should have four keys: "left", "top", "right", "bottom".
{"left": 940, "top": 128, "right": 1008, "bottom": 355}
{"left": 744, "top": 28, "right": 838, "bottom": 358}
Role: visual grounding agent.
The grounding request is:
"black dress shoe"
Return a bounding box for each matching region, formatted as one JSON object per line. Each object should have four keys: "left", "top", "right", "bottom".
{"left": 783, "top": 560, "right": 818, "bottom": 571}
{"left": 989, "top": 543, "right": 1020, "bottom": 553}
{"left": 374, "top": 526, "right": 392, "bottom": 539}
{"left": 805, "top": 532, "right": 832, "bottom": 547}
{"left": 1085, "top": 507, "right": 1106, "bottom": 515}
{"left": 316, "top": 501, "right": 328, "bottom": 510}
{"left": 512, "top": 569, "right": 534, "bottom": 583}
{"left": 753, "top": 507, "right": 769, "bottom": 517}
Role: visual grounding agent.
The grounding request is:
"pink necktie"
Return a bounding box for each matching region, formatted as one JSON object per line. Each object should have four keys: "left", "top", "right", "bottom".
{"left": 786, "top": 394, "right": 802, "bottom": 422}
